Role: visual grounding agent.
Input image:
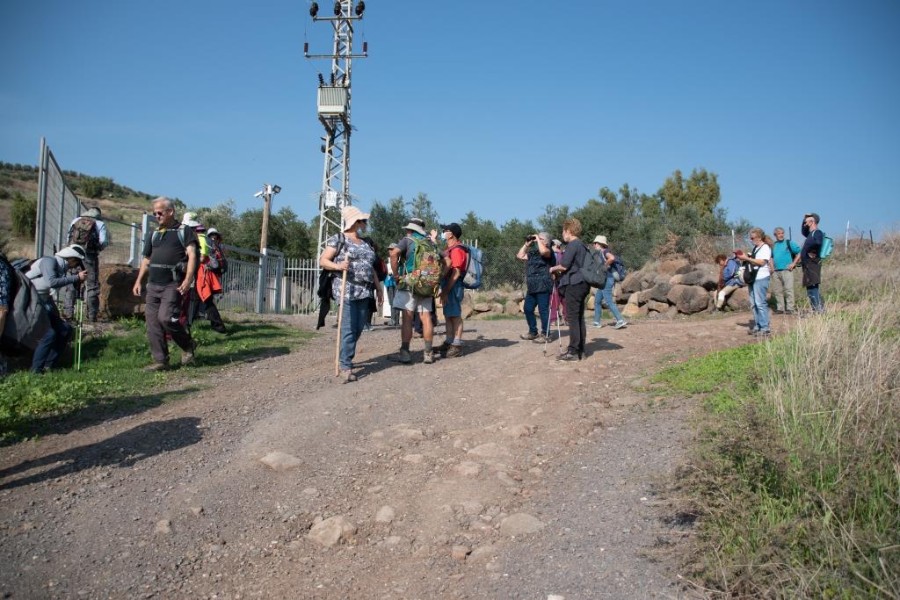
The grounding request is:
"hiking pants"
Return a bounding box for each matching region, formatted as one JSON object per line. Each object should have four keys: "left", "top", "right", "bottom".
{"left": 63, "top": 253, "right": 100, "bottom": 320}
{"left": 523, "top": 291, "right": 550, "bottom": 336}
{"left": 594, "top": 273, "right": 624, "bottom": 324}
{"left": 144, "top": 282, "right": 193, "bottom": 365}
{"left": 749, "top": 277, "right": 771, "bottom": 332}
{"left": 770, "top": 269, "right": 795, "bottom": 312}
{"left": 31, "top": 300, "right": 71, "bottom": 373}
{"left": 339, "top": 297, "right": 370, "bottom": 371}
{"left": 561, "top": 281, "right": 589, "bottom": 356}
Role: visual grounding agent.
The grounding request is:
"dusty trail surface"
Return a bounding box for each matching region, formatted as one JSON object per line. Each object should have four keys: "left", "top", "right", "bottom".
{"left": 0, "top": 312, "right": 769, "bottom": 599}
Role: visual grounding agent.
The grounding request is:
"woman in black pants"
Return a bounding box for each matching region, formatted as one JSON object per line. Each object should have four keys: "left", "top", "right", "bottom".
{"left": 549, "top": 218, "right": 590, "bottom": 361}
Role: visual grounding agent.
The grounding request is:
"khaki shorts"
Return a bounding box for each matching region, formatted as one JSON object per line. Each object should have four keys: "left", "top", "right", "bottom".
{"left": 393, "top": 289, "right": 434, "bottom": 313}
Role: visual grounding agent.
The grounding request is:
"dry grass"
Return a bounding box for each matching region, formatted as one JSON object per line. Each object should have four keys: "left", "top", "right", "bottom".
{"left": 663, "top": 238, "right": 899, "bottom": 598}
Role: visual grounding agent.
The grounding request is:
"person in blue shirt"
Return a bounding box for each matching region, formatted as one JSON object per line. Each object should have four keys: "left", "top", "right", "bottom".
{"left": 770, "top": 227, "right": 802, "bottom": 314}
{"left": 789, "top": 212, "right": 825, "bottom": 313}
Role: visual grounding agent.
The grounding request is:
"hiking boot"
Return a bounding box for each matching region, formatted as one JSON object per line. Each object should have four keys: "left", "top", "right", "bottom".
{"left": 423, "top": 351, "right": 435, "bottom": 364}
{"left": 520, "top": 332, "right": 537, "bottom": 340}
{"left": 181, "top": 341, "right": 197, "bottom": 366}
{"left": 143, "top": 362, "right": 168, "bottom": 372}
{"left": 532, "top": 334, "right": 550, "bottom": 343}
{"left": 444, "top": 345, "right": 462, "bottom": 358}
{"left": 398, "top": 349, "right": 412, "bottom": 364}
{"left": 614, "top": 320, "right": 628, "bottom": 330}
{"left": 556, "top": 351, "right": 580, "bottom": 362}
{"left": 436, "top": 341, "right": 451, "bottom": 354}
{"left": 340, "top": 370, "right": 358, "bottom": 383}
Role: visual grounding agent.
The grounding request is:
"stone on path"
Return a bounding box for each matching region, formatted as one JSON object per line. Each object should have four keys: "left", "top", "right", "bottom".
{"left": 451, "top": 545, "right": 470, "bottom": 561}
{"left": 154, "top": 519, "right": 172, "bottom": 534}
{"left": 454, "top": 461, "right": 482, "bottom": 477}
{"left": 375, "top": 505, "right": 395, "bottom": 524}
{"left": 307, "top": 516, "right": 357, "bottom": 547}
{"left": 499, "top": 513, "right": 545, "bottom": 536}
{"left": 259, "top": 451, "right": 302, "bottom": 472}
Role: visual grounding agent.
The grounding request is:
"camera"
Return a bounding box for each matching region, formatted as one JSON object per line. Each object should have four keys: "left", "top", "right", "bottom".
{"left": 525, "top": 235, "right": 536, "bottom": 242}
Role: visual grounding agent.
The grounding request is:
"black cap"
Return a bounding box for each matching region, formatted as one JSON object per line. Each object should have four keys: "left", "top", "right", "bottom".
{"left": 441, "top": 223, "right": 462, "bottom": 239}
{"left": 804, "top": 212, "right": 820, "bottom": 224}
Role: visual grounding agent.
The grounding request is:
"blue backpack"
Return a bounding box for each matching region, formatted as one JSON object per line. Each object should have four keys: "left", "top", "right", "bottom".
{"left": 459, "top": 245, "right": 484, "bottom": 289}
{"left": 820, "top": 234, "right": 834, "bottom": 260}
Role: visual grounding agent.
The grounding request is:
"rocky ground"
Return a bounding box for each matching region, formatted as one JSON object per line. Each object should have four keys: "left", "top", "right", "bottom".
{"left": 0, "top": 310, "right": 781, "bottom": 599}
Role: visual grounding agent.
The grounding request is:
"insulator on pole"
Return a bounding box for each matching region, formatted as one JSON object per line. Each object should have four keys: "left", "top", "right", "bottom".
{"left": 304, "top": 42, "right": 309, "bottom": 54}
{"left": 363, "top": 41, "right": 368, "bottom": 54}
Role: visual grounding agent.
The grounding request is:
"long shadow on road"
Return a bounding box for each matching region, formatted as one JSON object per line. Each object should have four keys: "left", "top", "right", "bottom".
{"left": 0, "top": 417, "right": 203, "bottom": 490}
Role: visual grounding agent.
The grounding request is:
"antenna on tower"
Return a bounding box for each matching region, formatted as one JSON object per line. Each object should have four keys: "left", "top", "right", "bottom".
{"left": 307, "top": 0, "right": 368, "bottom": 278}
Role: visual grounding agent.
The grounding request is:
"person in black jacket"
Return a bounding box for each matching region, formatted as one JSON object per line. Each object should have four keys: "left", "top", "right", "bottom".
{"left": 549, "top": 218, "right": 590, "bottom": 361}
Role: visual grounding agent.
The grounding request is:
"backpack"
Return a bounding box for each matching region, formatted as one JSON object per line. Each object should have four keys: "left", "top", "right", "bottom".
{"left": 819, "top": 234, "right": 834, "bottom": 260}
{"left": 399, "top": 237, "right": 442, "bottom": 297}
{"left": 610, "top": 256, "right": 626, "bottom": 282}
{"left": 742, "top": 246, "right": 761, "bottom": 285}
{"left": 1, "top": 256, "right": 51, "bottom": 350}
{"left": 580, "top": 242, "right": 608, "bottom": 287}
{"left": 69, "top": 216, "right": 100, "bottom": 252}
{"left": 459, "top": 244, "right": 484, "bottom": 290}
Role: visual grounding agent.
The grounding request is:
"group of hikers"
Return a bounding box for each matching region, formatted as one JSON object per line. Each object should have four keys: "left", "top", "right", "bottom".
{"left": 1, "top": 199, "right": 828, "bottom": 380}
{"left": 715, "top": 213, "right": 828, "bottom": 336}
{"left": 0, "top": 198, "right": 228, "bottom": 376}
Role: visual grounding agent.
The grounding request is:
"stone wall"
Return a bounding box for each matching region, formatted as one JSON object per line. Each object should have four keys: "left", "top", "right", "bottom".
{"left": 455, "top": 259, "right": 750, "bottom": 321}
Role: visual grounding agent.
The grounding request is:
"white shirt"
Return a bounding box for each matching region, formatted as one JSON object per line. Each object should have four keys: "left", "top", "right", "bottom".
{"left": 753, "top": 243, "right": 772, "bottom": 280}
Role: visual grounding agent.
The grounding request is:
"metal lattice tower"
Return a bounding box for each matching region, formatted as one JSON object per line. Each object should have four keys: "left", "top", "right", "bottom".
{"left": 306, "top": 0, "right": 368, "bottom": 264}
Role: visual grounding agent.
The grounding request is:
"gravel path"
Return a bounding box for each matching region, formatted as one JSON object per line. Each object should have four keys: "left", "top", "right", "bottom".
{"left": 0, "top": 311, "right": 770, "bottom": 599}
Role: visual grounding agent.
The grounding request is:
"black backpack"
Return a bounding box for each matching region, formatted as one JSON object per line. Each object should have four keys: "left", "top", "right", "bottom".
{"left": 1, "top": 255, "right": 51, "bottom": 350}
{"left": 580, "top": 241, "right": 608, "bottom": 287}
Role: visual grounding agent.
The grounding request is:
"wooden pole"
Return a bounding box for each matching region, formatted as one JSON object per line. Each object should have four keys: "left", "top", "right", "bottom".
{"left": 334, "top": 270, "right": 348, "bottom": 376}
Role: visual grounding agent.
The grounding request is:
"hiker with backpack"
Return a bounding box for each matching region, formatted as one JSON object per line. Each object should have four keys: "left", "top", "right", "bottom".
{"left": 737, "top": 227, "right": 774, "bottom": 337}
{"left": 319, "top": 206, "right": 382, "bottom": 383}
{"left": 132, "top": 197, "right": 199, "bottom": 371}
{"left": 590, "top": 235, "right": 628, "bottom": 330}
{"left": 771, "top": 227, "right": 802, "bottom": 315}
{"left": 516, "top": 231, "right": 555, "bottom": 344}
{"left": 25, "top": 245, "right": 88, "bottom": 373}
{"left": 195, "top": 227, "right": 228, "bottom": 334}
{"left": 789, "top": 212, "right": 826, "bottom": 314}
{"left": 389, "top": 218, "right": 443, "bottom": 364}
{"left": 436, "top": 223, "right": 467, "bottom": 358}
{"left": 64, "top": 206, "right": 109, "bottom": 322}
{"left": 548, "top": 218, "right": 592, "bottom": 361}
{"left": 714, "top": 252, "right": 745, "bottom": 310}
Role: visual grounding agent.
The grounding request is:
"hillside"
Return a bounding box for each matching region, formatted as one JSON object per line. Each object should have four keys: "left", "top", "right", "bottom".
{"left": 0, "top": 162, "right": 165, "bottom": 257}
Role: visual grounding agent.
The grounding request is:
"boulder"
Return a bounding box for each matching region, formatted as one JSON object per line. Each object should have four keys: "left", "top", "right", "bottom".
{"left": 670, "top": 265, "right": 718, "bottom": 291}
{"left": 100, "top": 265, "right": 142, "bottom": 318}
{"left": 646, "top": 300, "right": 670, "bottom": 312}
{"left": 620, "top": 271, "right": 645, "bottom": 294}
{"left": 510, "top": 289, "right": 525, "bottom": 303}
{"left": 504, "top": 299, "right": 520, "bottom": 315}
{"left": 667, "top": 284, "right": 710, "bottom": 314}
{"left": 657, "top": 259, "right": 690, "bottom": 275}
{"left": 648, "top": 281, "right": 672, "bottom": 303}
{"left": 461, "top": 294, "right": 476, "bottom": 319}
{"left": 722, "top": 286, "right": 752, "bottom": 310}
{"left": 473, "top": 302, "right": 492, "bottom": 313}
{"left": 621, "top": 303, "right": 646, "bottom": 318}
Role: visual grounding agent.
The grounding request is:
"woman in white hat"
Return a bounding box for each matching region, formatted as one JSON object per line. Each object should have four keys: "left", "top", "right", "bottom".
{"left": 27, "top": 244, "right": 88, "bottom": 373}
{"left": 590, "top": 235, "right": 627, "bottom": 330}
{"left": 318, "top": 206, "right": 382, "bottom": 382}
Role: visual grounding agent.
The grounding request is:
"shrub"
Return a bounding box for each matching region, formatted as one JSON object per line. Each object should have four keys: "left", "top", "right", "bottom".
{"left": 11, "top": 192, "right": 36, "bottom": 238}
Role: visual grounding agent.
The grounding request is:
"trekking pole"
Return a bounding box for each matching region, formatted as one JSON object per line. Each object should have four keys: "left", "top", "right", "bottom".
{"left": 555, "top": 303, "right": 563, "bottom": 354}
{"left": 334, "top": 270, "right": 348, "bottom": 376}
{"left": 75, "top": 295, "right": 84, "bottom": 371}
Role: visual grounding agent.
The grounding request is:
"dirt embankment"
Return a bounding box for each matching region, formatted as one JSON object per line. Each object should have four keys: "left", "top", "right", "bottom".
{"left": 0, "top": 311, "right": 769, "bottom": 599}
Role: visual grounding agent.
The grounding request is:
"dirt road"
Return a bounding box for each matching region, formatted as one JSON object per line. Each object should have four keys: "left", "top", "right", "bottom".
{"left": 0, "top": 311, "right": 765, "bottom": 599}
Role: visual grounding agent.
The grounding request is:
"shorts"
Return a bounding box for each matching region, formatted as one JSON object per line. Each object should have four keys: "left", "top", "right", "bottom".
{"left": 393, "top": 289, "right": 433, "bottom": 313}
{"left": 442, "top": 281, "right": 464, "bottom": 318}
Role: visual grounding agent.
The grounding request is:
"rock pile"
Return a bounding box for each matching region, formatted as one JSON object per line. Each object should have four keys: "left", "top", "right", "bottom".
{"left": 457, "top": 258, "right": 750, "bottom": 320}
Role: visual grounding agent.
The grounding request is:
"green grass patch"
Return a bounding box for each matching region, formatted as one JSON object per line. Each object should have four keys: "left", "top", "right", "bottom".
{"left": 653, "top": 343, "right": 763, "bottom": 412}
{"left": 0, "top": 318, "right": 312, "bottom": 444}
{"left": 665, "top": 300, "right": 899, "bottom": 598}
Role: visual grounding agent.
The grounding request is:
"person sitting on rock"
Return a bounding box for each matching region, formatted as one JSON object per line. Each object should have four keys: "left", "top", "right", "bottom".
{"left": 714, "top": 252, "right": 744, "bottom": 311}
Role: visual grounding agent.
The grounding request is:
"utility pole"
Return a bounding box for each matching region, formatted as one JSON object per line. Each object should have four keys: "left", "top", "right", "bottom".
{"left": 255, "top": 183, "right": 281, "bottom": 254}
{"left": 306, "top": 0, "right": 368, "bottom": 271}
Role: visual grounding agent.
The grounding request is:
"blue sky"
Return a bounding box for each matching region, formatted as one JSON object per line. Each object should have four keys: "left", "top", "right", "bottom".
{"left": 2, "top": 0, "right": 898, "bottom": 240}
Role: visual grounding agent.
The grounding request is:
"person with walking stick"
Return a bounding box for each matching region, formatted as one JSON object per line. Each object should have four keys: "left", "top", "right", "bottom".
{"left": 319, "top": 206, "right": 382, "bottom": 383}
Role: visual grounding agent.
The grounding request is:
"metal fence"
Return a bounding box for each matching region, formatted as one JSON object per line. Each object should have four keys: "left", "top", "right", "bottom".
{"left": 35, "top": 138, "right": 80, "bottom": 259}
{"left": 217, "top": 245, "right": 285, "bottom": 313}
